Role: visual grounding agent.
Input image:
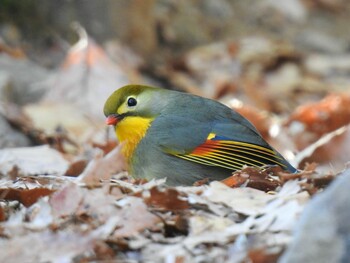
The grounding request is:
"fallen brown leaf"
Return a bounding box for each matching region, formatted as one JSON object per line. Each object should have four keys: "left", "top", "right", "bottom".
{"left": 222, "top": 166, "right": 282, "bottom": 192}
{"left": 221, "top": 172, "right": 248, "bottom": 188}
{"left": 0, "top": 206, "right": 5, "bottom": 221}
{"left": 92, "top": 140, "right": 118, "bottom": 155}
{"left": 64, "top": 159, "right": 88, "bottom": 177}
{"left": 289, "top": 93, "right": 350, "bottom": 137}
{"left": 248, "top": 248, "right": 280, "bottom": 263}
{"left": 0, "top": 188, "right": 55, "bottom": 207}
{"left": 90, "top": 241, "right": 116, "bottom": 261}
{"left": 144, "top": 186, "right": 189, "bottom": 210}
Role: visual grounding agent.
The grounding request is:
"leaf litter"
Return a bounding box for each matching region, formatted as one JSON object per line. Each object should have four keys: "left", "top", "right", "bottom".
{"left": 1, "top": 161, "right": 336, "bottom": 262}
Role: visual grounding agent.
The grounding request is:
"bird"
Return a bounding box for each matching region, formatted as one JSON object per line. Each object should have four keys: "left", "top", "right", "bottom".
{"left": 104, "top": 84, "right": 297, "bottom": 186}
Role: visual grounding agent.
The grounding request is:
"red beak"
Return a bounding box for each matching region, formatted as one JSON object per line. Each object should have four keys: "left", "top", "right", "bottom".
{"left": 106, "top": 114, "right": 119, "bottom": 125}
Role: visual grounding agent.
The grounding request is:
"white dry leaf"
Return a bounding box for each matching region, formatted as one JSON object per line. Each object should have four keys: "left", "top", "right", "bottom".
{"left": 91, "top": 215, "right": 121, "bottom": 239}
{"left": 77, "top": 144, "right": 125, "bottom": 185}
{"left": 127, "top": 235, "right": 152, "bottom": 250}
{"left": 3, "top": 208, "right": 26, "bottom": 229}
{"left": 109, "top": 177, "right": 167, "bottom": 194}
{"left": 143, "top": 243, "right": 186, "bottom": 263}
{"left": 259, "top": 179, "right": 307, "bottom": 213}
{"left": 187, "top": 193, "right": 230, "bottom": 217}
{"left": 24, "top": 102, "right": 96, "bottom": 141}
{"left": 225, "top": 216, "right": 257, "bottom": 237}
{"left": 0, "top": 174, "right": 71, "bottom": 189}
{"left": 26, "top": 198, "right": 53, "bottom": 230}
{"left": 227, "top": 234, "right": 249, "bottom": 263}
{"left": 141, "top": 178, "right": 168, "bottom": 189}
{"left": 183, "top": 216, "right": 256, "bottom": 251}
{"left": 109, "top": 178, "right": 141, "bottom": 193}
{"left": 245, "top": 180, "right": 309, "bottom": 233}
{"left": 189, "top": 212, "right": 234, "bottom": 235}
{"left": 113, "top": 197, "right": 160, "bottom": 238}
{"left": 195, "top": 179, "right": 310, "bottom": 245}
{"left": 203, "top": 181, "right": 275, "bottom": 216}
{"left": 268, "top": 200, "right": 303, "bottom": 232}
{"left": 77, "top": 187, "right": 119, "bottom": 222}
{"left": 0, "top": 230, "right": 95, "bottom": 263}
{"left": 252, "top": 200, "right": 304, "bottom": 233}
{"left": 264, "top": 232, "right": 292, "bottom": 247}
{"left": 0, "top": 145, "right": 69, "bottom": 176}
{"left": 176, "top": 185, "right": 206, "bottom": 195}
{"left": 277, "top": 179, "right": 302, "bottom": 198}
{"left": 49, "top": 182, "right": 84, "bottom": 218}
{"left": 183, "top": 231, "right": 229, "bottom": 250}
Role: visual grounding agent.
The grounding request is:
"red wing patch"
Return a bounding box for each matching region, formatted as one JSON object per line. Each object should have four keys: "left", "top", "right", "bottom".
{"left": 174, "top": 138, "right": 287, "bottom": 171}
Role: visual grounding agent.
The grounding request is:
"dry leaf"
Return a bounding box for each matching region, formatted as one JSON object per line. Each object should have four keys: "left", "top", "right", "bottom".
{"left": 77, "top": 144, "right": 126, "bottom": 186}
{"left": 248, "top": 249, "right": 280, "bottom": 263}
{"left": 203, "top": 181, "right": 275, "bottom": 216}
{"left": 113, "top": 197, "right": 161, "bottom": 238}
{"left": 0, "top": 230, "right": 96, "bottom": 262}
{"left": 222, "top": 166, "right": 282, "bottom": 192}
{"left": 77, "top": 186, "right": 120, "bottom": 223}
{"left": 289, "top": 93, "right": 350, "bottom": 138}
{"left": 24, "top": 103, "right": 93, "bottom": 141}
{"left": 49, "top": 183, "right": 83, "bottom": 218}
{"left": 64, "top": 159, "right": 88, "bottom": 177}
{"left": 0, "top": 145, "right": 69, "bottom": 176}
{"left": 0, "top": 206, "right": 6, "bottom": 221}
{"left": 144, "top": 186, "right": 189, "bottom": 210}
{"left": 26, "top": 198, "right": 53, "bottom": 229}
{"left": 0, "top": 187, "right": 55, "bottom": 207}
{"left": 293, "top": 125, "right": 350, "bottom": 173}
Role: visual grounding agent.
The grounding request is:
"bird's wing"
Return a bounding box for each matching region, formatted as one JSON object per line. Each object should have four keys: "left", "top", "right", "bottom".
{"left": 156, "top": 116, "right": 293, "bottom": 171}
{"left": 172, "top": 132, "right": 289, "bottom": 171}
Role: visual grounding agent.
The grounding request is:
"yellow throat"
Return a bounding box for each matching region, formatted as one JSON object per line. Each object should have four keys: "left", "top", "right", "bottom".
{"left": 115, "top": 116, "right": 153, "bottom": 161}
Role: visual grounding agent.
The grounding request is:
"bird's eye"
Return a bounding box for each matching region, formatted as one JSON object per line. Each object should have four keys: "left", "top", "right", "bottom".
{"left": 127, "top": 97, "right": 137, "bottom": 107}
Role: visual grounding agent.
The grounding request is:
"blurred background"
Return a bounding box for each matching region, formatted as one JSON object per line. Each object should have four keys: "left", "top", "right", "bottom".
{"left": 0, "top": 0, "right": 350, "bottom": 172}
{"left": 2, "top": 0, "right": 350, "bottom": 64}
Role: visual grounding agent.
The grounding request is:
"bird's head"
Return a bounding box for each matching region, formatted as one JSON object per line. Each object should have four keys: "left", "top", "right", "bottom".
{"left": 104, "top": 84, "right": 167, "bottom": 126}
